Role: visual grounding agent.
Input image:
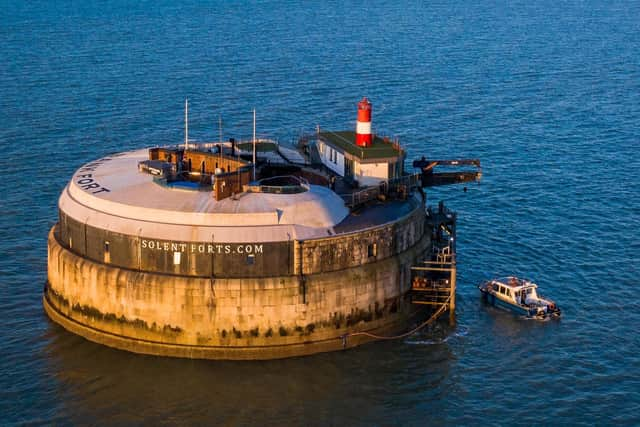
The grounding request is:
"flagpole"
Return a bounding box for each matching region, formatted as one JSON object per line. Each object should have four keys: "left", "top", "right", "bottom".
{"left": 184, "top": 99, "right": 189, "bottom": 151}
{"left": 252, "top": 108, "right": 256, "bottom": 181}
{"left": 218, "top": 114, "right": 223, "bottom": 161}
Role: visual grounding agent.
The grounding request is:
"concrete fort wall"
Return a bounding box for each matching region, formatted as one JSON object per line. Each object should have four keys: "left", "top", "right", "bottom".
{"left": 299, "top": 208, "right": 425, "bottom": 274}
{"left": 57, "top": 205, "right": 426, "bottom": 278}
{"left": 45, "top": 220, "right": 431, "bottom": 359}
{"left": 59, "top": 210, "right": 294, "bottom": 278}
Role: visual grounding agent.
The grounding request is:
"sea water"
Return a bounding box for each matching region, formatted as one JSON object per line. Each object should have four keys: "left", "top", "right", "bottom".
{"left": 1, "top": 1, "right": 639, "bottom": 425}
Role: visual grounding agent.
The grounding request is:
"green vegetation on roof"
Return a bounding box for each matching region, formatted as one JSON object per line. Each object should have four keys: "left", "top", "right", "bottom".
{"left": 318, "top": 131, "right": 402, "bottom": 160}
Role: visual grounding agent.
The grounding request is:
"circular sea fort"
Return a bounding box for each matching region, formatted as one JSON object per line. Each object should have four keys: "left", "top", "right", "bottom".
{"left": 44, "top": 144, "right": 441, "bottom": 360}
{"left": 45, "top": 99, "right": 480, "bottom": 359}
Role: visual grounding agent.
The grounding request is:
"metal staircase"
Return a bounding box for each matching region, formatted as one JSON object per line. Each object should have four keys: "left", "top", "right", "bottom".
{"left": 411, "top": 202, "right": 457, "bottom": 319}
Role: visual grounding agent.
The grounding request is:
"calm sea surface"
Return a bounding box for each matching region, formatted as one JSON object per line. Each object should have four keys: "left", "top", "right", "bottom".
{"left": 1, "top": 1, "right": 639, "bottom": 425}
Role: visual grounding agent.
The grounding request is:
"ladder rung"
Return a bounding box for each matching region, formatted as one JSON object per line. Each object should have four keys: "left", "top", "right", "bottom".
{"left": 412, "top": 297, "right": 450, "bottom": 300}
{"left": 412, "top": 286, "right": 451, "bottom": 289}
{"left": 422, "top": 261, "right": 456, "bottom": 265}
{"left": 412, "top": 296, "right": 451, "bottom": 300}
{"left": 411, "top": 267, "right": 456, "bottom": 272}
{"left": 412, "top": 289, "right": 451, "bottom": 292}
{"left": 411, "top": 301, "right": 451, "bottom": 306}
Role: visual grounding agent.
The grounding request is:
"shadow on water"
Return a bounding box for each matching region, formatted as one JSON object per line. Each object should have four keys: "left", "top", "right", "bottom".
{"left": 42, "top": 319, "right": 456, "bottom": 426}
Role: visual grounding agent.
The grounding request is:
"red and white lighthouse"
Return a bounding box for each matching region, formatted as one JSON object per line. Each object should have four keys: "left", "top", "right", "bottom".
{"left": 355, "top": 97, "right": 372, "bottom": 147}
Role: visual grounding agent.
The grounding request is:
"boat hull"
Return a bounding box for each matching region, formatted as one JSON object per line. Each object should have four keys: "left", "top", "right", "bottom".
{"left": 480, "top": 289, "right": 535, "bottom": 316}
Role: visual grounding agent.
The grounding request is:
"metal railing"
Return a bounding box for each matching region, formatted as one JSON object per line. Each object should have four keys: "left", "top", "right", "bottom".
{"left": 339, "top": 186, "right": 381, "bottom": 207}
{"left": 245, "top": 175, "right": 310, "bottom": 194}
{"left": 339, "top": 173, "right": 423, "bottom": 207}
{"left": 152, "top": 171, "right": 215, "bottom": 191}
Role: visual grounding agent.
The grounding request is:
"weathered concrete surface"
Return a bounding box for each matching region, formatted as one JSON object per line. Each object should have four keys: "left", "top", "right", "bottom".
{"left": 57, "top": 195, "right": 425, "bottom": 278}
{"left": 45, "top": 224, "right": 431, "bottom": 360}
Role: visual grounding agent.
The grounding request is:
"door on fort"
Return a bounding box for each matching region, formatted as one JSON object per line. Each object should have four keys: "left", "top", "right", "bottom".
{"left": 345, "top": 158, "right": 354, "bottom": 180}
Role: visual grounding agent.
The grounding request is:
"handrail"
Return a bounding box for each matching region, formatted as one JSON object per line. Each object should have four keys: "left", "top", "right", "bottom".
{"left": 258, "top": 175, "right": 309, "bottom": 187}
{"left": 246, "top": 185, "right": 308, "bottom": 194}
{"left": 245, "top": 175, "right": 310, "bottom": 194}
{"left": 338, "top": 174, "right": 422, "bottom": 207}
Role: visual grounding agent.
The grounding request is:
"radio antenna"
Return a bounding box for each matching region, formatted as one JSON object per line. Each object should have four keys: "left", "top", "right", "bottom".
{"left": 252, "top": 108, "right": 256, "bottom": 181}
{"left": 184, "top": 98, "right": 189, "bottom": 151}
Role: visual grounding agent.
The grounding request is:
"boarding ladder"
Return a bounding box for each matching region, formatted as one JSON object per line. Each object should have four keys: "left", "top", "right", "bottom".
{"left": 411, "top": 202, "right": 457, "bottom": 319}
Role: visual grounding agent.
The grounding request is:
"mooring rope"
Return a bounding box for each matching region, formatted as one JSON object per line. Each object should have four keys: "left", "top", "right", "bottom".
{"left": 340, "top": 295, "right": 451, "bottom": 348}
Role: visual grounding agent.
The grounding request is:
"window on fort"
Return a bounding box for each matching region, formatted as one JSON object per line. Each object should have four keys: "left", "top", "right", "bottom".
{"left": 104, "top": 241, "right": 110, "bottom": 263}
{"left": 246, "top": 254, "right": 255, "bottom": 265}
{"left": 368, "top": 243, "right": 377, "bottom": 258}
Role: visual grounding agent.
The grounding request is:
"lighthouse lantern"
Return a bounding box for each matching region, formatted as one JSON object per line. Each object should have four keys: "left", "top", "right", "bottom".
{"left": 355, "top": 97, "right": 372, "bottom": 147}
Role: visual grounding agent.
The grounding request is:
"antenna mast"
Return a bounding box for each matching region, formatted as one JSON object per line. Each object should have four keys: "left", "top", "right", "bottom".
{"left": 184, "top": 99, "right": 189, "bottom": 151}
{"left": 252, "top": 108, "right": 256, "bottom": 181}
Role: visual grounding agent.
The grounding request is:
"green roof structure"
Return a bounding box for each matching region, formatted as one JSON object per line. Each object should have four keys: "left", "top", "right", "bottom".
{"left": 318, "top": 131, "right": 403, "bottom": 161}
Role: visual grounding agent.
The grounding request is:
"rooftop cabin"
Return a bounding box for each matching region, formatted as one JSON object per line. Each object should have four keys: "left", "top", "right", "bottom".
{"left": 317, "top": 131, "right": 405, "bottom": 187}
{"left": 316, "top": 97, "right": 405, "bottom": 188}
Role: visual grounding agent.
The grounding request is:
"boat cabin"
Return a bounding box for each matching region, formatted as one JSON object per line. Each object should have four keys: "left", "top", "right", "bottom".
{"left": 491, "top": 277, "right": 539, "bottom": 305}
